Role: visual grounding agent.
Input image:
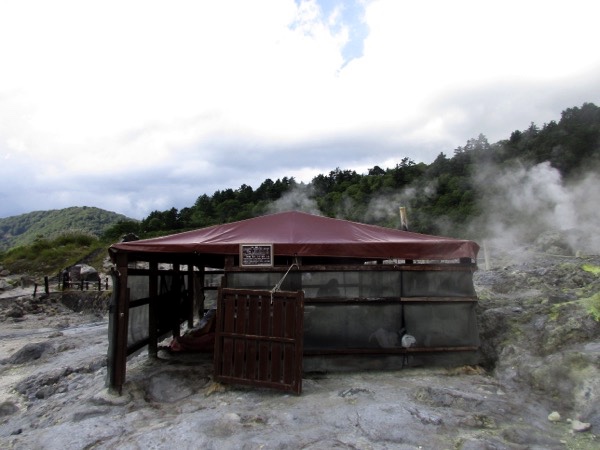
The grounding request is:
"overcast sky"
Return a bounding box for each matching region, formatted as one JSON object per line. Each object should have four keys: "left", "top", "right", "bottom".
{"left": 1, "top": 0, "right": 599, "bottom": 220}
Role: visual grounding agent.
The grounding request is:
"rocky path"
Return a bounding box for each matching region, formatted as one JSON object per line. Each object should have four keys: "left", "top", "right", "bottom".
{"left": 0, "top": 253, "right": 598, "bottom": 449}
{"left": 0, "top": 349, "right": 584, "bottom": 449}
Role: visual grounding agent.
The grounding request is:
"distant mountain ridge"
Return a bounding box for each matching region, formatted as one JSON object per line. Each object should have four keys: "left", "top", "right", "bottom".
{"left": 0, "top": 206, "right": 134, "bottom": 251}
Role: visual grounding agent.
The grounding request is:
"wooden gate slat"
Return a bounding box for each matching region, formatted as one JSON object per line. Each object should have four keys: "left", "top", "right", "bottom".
{"left": 246, "top": 297, "right": 259, "bottom": 381}
{"left": 233, "top": 294, "right": 247, "bottom": 378}
{"left": 270, "top": 299, "right": 283, "bottom": 382}
{"left": 214, "top": 288, "right": 304, "bottom": 394}
{"left": 221, "top": 294, "right": 236, "bottom": 376}
{"left": 258, "top": 295, "right": 271, "bottom": 382}
{"left": 283, "top": 299, "right": 295, "bottom": 384}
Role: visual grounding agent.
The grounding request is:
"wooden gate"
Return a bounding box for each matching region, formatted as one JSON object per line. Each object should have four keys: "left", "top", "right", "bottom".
{"left": 214, "top": 288, "right": 304, "bottom": 394}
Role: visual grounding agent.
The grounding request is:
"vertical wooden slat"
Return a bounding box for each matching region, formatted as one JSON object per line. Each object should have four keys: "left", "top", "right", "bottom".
{"left": 221, "top": 293, "right": 236, "bottom": 376}
{"left": 223, "top": 294, "right": 235, "bottom": 332}
{"left": 172, "top": 264, "right": 181, "bottom": 338}
{"left": 213, "top": 287, "right": 224, "bottom": 377}
{"left": 187, "top": 265, "right": 194, "bottom": 328}
{"left": 233, "top": 294, "right": 247, "bottom": 378}
{"left": 283, "top": 297, "right": 295, "bottom": 384}
{"left": 258, "top": 295, "right": 271, "bottom": 381}
{"left": 246, "top": 296, "right": 259, "bottom": 381}
{"left": 198, "top": 265, "right": 205, "bottom": 321}
{"left": 294, "top": 292, "right": 304, "bottom": 394}
{"left": 272, "top": 298, "right": 283, "bottom": 337}
{"left": 270, "top": 299, "right": 283, "bottom": 382}
{"left": 113, "top": 253, "right": 130, "bottom": 394}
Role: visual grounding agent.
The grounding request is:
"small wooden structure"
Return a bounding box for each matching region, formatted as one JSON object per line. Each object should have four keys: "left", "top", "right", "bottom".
{"left": 107, "top": 211, "right": 480, "bottom": 394}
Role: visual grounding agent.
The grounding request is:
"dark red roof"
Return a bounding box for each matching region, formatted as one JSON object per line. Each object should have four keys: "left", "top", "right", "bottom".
{"left": 109, "top": 211, "right": 479, "bottom": 261}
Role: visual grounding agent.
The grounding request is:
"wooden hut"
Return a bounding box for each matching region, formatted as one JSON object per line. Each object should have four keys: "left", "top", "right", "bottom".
{"left": 107, "top": 211, "right": 480, "bottom": 394}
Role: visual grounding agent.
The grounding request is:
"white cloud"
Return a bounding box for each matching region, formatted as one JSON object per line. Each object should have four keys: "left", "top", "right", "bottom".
{"left": 1, "top": 0, "right": 599, "bottom": 219}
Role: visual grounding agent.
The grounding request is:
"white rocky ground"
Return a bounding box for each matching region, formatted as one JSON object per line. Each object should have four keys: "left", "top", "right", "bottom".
{"left": 0, "top": 252, "right": 599, "bottom": 449}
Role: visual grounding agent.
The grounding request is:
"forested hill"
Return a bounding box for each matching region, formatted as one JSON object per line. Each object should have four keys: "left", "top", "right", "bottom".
{"left": 0, "top": 207, "right": 132, "bottom": 251}
{"left": 120, "top": 102, "right": 599, "bottom": 243}
{"left": 3, "top": 102, "right": 599, "bottom": 252}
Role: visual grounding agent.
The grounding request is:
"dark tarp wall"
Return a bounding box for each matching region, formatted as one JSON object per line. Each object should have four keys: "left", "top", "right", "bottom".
{"left": 225, "top": 269, "right": 479, "bottom": 353}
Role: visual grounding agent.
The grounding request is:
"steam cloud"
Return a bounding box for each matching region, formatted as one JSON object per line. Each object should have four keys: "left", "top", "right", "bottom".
{"left": 473, "top": 161, "right": 600, "bottom": 256}
{"left": 264, "top": 161, "right": 600, "bottom": 258}
{"left": 267, "top": 183, "right": 322, "bottom": 215}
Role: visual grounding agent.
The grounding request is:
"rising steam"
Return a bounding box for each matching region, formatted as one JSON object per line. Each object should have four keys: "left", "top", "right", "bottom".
{"left": 473, "top": 161, "right": 600, "bottom": 256}
{"left": 266, "top": 183, "right": 322, "bottom": 215}
{"left": 264, "top": 160, "right": 600, "bottom": 257}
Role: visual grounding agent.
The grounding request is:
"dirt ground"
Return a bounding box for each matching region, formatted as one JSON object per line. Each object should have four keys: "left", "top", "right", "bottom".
{"left": 0, "top": 252, "right": 599, "bottom": 449}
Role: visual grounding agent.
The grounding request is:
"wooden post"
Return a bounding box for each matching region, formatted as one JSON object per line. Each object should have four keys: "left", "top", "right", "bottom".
{"left": 148, "top": 261, "right": 158, "bottom": 358}
{"left": 44, "top": 276, "right": 49, "bottom": 294}
{"left": 400, "top": 206, "right": 412, "bottom": 263}
{"left": 113, "top": 253, "right": 130, "bottom": 394}
{"left": 399, "top": 207, "right": 409, "bottom": 231}
{"left": 198, "top": 265, "right": 205, "bottom": 321}
{"left": 172, "top": 263, "right": 181, "bottom": 338}
{"left": 187, "top": 264, "right": 194, "bottom": 328}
